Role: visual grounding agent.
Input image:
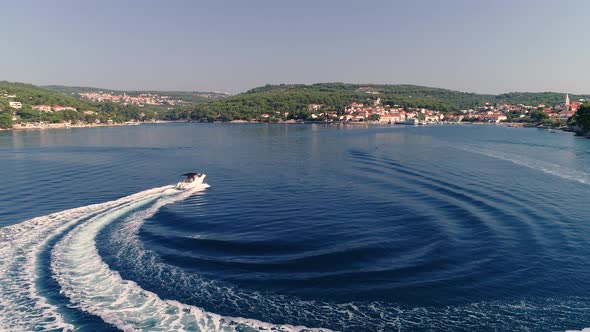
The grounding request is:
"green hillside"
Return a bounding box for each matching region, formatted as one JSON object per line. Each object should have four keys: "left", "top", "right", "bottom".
{"left": 181, "top": 83, "right": 589, "bottom": 122}
{"left": 0, "top": 81, "right": 158, "bottom": 128}
{"left": 245, "top": 83, "right": 494, "bottom": 109}
{"left": 2, "top": 81, "right": 588, "bottom": 128}
{"left": 495, "top": 92, "right": 587, "bottom": 106}
{"left": 1, "top": 81, "right": 92, "bottom": 110}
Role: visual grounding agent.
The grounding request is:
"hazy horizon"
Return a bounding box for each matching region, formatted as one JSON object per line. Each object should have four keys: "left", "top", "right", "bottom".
{"left": 2, "top": 0, "right": 589, "bottom": 94}
{"left": 22, "top": 81, "right": 590, "bottom": 96}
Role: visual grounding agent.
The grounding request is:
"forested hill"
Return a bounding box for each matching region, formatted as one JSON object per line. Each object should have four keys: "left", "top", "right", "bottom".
{"left": 0, "top": 81, "right": 161, "bottom": 128}
{"left": 245, "top": 83, "right": 494, "bottom": 109}
{"left": 182, "top": 83, "right": 589, "bottom": 121}
{"left": 494, "top": 92, "right": 587, "bottom": 106}
{"left": 1, "top": 81, "right": 92, "bottom": 110}
{"left": 246, "top": 83, "right": 589, "bottom": 108}
{"left": 184, "top": 83, "right": 485, "bottom": 121}
{"left": 2, "top": 81, "right": 588, "bottom": 127}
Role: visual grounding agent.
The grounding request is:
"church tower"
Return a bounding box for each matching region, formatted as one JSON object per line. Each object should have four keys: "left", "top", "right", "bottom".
{"left": 566, "top": 93, "right": 570, "bottom": 111}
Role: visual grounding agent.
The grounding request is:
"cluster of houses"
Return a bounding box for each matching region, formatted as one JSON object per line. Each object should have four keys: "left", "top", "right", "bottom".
{"left": 79, "top": 92, "right": 180, "bottom": 107}
{"left": 2, "top": 92, "right": 79, "bottom": 113}
{"left": 0, "top": 92, "right": 145, "bottom": 126}
{"left": 0, "top": 92, "right": 99, "bottom": 121}
{"left": 446, "top": 107, "right": 508, "bottom": 123}
{"left": 449, "top": 94, "right": 583, "bottom": 123}
{"left": 295, "top": 94, "right": 584, "bottom": 124}
{"left": 291, "top": 98, "right": 444, "bottom": 124}
{"left": 343, "top": 99, "right": 443, "bottom": 124}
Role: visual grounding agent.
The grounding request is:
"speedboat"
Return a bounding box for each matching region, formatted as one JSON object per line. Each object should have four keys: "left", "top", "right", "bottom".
{"left": 176, "top": 172, "right": 206, "bottom": 190}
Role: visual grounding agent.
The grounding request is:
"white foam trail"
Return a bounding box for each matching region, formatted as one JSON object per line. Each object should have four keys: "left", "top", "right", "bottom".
{"left": 8, "top": 181, "right": 584, "bottom": 331}
{"left": 51, "top": 184, "right": 326, "bottom": 332}
{"left": 460, "top": 146, "right": 590, "bottom": 185}
{"left": 0, "top": 183, "right": 587, "bottom": 331}
{"left": 0, "top": 189, "right": 156, "bottom": 331}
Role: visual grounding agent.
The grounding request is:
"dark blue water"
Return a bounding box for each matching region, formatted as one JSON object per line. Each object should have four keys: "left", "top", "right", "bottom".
{"left": 1, "top": 123, "right": 590, "bottom": 331}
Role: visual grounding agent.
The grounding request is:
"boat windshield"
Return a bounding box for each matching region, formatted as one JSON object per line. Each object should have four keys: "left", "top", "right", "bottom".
{"left": 180, "top": 173, "right": 201, "bottom": 182}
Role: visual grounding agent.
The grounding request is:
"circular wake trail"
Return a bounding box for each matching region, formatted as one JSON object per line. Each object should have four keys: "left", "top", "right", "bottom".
{"left": 51, "top": 184, "right": 325, "bottom": 332}
{"left": 0, "top": 194, "right": 140, "bottom": 331}
{"left": 4, "top": 181, "right": 587, "bottom": 331}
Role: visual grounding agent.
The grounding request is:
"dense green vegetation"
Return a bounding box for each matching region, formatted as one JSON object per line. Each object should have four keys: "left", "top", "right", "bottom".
{"left": 572, "top": 103, "right": 590, "bottom": 132}
{"left": 0, "top": 81, "right": 161, "bottom": 127}
{"left": 529, "top": 110, "right": 550, "bottom": 123}
{"left": 1, "top": 81, "right": 91, "bottom": 110}
{"left": 496, "top": 92, "right": 586, "bottom": 106}
{"left": 2, "top": 81, "right": 589, "bottom": 129}
{"left": 246, "top": 83, "right": 493, "bottom": 109}
{"left": 176, "top": 83, "right": 478, "bottom": 121}
{"left": 0, "top": 113, "right": 12, "bottom": 129}
{"left": 176, "top": 83, "right": 589, "bottom": 122}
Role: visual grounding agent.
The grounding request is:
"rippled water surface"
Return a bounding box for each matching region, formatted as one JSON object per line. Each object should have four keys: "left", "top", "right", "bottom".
{"left": 1, "top": 123, "right": 589, "bottom": 331}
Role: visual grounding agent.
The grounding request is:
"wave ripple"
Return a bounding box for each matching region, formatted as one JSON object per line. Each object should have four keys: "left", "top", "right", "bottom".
{"left": 1, "top": 184, "right": 326, "bottom": 332}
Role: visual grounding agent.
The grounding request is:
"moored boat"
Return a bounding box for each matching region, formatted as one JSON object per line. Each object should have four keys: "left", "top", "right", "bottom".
{"left": 395, "top": 119, "right": 417, "bottom": 125}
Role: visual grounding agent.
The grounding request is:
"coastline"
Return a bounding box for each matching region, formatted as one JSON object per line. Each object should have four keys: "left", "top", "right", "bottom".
{"left": 0, "top": 120, "right": 183, "bottom": 132}
{"left": 2, "top": 120, "right": 585, "bottom": 138}
{"left": 1, "top": 122, "right": 133, "bottom": 131}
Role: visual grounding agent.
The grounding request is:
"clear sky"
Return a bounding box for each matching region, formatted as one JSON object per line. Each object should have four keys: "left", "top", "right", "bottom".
{"left": 1, "top": 0, "right": 589, "bottom": 94}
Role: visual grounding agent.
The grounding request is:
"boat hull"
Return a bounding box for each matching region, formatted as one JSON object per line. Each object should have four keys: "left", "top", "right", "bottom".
{"left": 175, "top": 174, "right": 206, "bottom": 190}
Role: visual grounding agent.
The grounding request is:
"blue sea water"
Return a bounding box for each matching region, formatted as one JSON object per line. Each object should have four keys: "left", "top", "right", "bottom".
{"left": 1, "top": 123, "right": 590, "bottom": 331}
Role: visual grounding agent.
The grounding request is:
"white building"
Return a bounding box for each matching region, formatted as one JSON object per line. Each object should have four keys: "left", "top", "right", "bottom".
{"left": 8, "top": 101, "right": 22, "bottom": 109}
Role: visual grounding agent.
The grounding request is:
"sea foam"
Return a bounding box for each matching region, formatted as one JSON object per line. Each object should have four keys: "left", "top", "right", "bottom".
{"left": 0, "top": 196, "right": 134, "bottom": 331}
{"left": 50, "top": 184, "right": 326, "bottom": 332}
{"left": 2, "top": 182, "right": 588, "bottom": 331}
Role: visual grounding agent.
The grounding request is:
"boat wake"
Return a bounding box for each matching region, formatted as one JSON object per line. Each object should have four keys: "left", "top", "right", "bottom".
{"left": 1, "top": 182, "right": 589, "bottom": 331}
{"left": 0, "top": 184, "right": 325, "bottom": 332}
{"left": 460, "top": 146, "right": 590, "bottom": 186}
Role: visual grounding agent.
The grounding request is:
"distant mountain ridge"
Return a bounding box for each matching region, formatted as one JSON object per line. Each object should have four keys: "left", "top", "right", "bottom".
{"left": 44, "top": 85, "right": 231, "bottom": 103}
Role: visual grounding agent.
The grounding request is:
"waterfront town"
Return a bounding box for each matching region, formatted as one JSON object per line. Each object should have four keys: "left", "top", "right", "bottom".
{"left": 266, "top": 94, "right": 585, "bottom": 126}
{"left": 1, "top": 87, "right": 587, "bottom": 130}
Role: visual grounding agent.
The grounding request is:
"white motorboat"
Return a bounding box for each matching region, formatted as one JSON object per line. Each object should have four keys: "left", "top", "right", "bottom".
{"left": 176, "top": 173, "right": 206, "bottom": 190}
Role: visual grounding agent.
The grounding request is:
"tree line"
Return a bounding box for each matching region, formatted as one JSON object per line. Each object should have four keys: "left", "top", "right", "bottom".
{"left": 165, "top": 83, "right": 590, "bottom": 122}
{"left": 2, "top": 81, "right": 589, "bottom": 129}
{"left": 572, "top": 103, "right": 590, "bottom": 132}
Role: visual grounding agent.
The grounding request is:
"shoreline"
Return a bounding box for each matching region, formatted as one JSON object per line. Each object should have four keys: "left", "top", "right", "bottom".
{"left": 1, "top": 120, "right": 583, "bottom": 136}
{"left": 0, "top": 120, "right": 184, "bottom": 132}
{"left": 2, "top": 122, "right": 133, "bottom": 131}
